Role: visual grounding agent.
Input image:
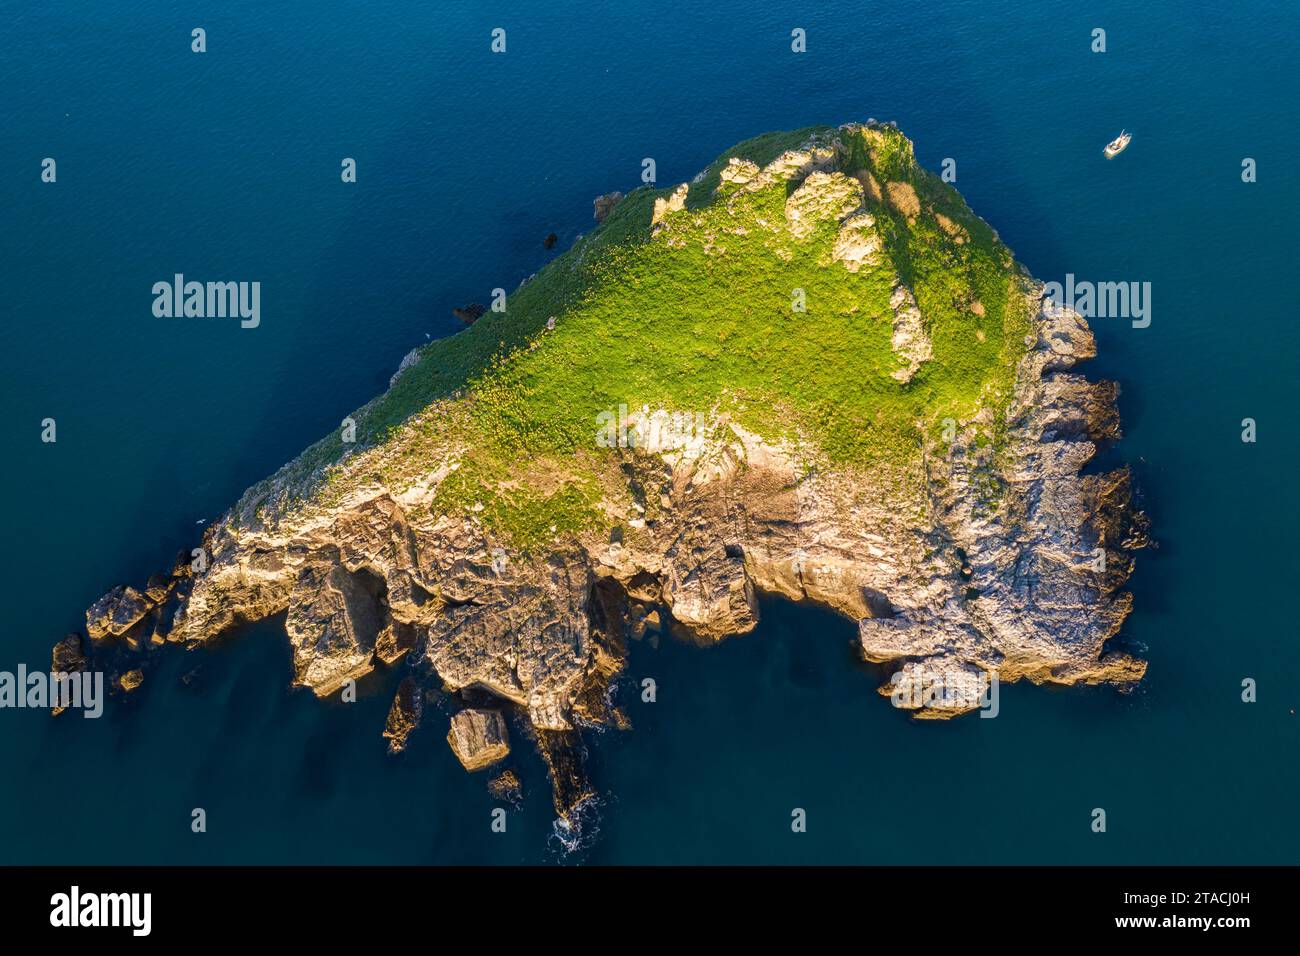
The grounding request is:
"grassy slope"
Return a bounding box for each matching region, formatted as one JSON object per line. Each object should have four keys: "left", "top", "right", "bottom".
{"left": 252, "top": 124, "right": 1034, "bottom": 551}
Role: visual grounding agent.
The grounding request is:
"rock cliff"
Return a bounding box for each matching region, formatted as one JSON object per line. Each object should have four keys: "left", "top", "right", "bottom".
{"left": 64, "top": 122, "right": 1147, "bottom": 835}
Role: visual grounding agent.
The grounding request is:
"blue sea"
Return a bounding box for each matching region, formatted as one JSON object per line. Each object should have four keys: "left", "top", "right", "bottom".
{"left": 2, "top": 0, "right": 1297, "bottom": 864}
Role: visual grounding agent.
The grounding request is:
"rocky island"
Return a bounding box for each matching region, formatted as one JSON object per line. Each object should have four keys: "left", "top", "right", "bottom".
{"left": 67, "top": 122, "right": 1147, "bottom": 839}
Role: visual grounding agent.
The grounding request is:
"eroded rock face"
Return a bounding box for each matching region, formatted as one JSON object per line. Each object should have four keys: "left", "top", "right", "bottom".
{"left": 285, "top": 559, "right": 386, "bottom": 697}
{"left": 447, "top": 709, "right": 510, "bottom": 771}
{"left": 67, "top": 121, "right": 1147, "bottom": 833}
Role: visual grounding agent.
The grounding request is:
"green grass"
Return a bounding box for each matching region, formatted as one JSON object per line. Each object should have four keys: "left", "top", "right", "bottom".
{"left": 253, "top": 124, "right": 1036, "bottom": 550}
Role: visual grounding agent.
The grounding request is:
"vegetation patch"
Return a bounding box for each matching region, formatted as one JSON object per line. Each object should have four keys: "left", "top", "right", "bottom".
{"left": 264, "top": 124, "right": 1035, "bottom": 549}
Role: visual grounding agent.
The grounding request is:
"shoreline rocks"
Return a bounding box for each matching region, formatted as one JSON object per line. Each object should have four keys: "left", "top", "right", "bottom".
{"left": 593, "top": 191, "right": 623, "bottom": 222}
{"left": 446, "top": 709, "right": 510, "bottom": 772}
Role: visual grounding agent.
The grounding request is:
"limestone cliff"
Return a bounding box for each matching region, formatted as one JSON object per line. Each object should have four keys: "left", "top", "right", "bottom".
{"left": 66, "top": 122, "right": 1147, "bottom": 836}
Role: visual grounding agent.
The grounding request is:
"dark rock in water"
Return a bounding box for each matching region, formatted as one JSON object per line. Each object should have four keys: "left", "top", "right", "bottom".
{"left": 50, "top": 634, "right": 88, "bottom": 718}
{"left": 543, "top": 232, "right": 558, "bottom": 250}
{"left": 453, "top": 303, "right": 486, "bottom": 325}
{"left": 534, "top": 729, "right": 596, "bottom": 827}
{"left": 593, "top": 191, "right": 624, "bottom": 222}
{"left": 487, "top": 769, "right": 522, "bottom": 805}
{"left": 86, "top": 585, "right": 154, "bottom": 642}
{"left": 446, "top": 708, "right": 510, "bottom": 771}
{"left": 52, "top": 633, "right": 87, "bottom": 675}
{"left": 383, "top": 676, "right": 422, "bottom": 754}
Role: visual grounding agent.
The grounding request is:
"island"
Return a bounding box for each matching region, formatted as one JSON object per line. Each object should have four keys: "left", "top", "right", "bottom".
{"left": 63, "top": 122, "right": 1147, "bottom": 839}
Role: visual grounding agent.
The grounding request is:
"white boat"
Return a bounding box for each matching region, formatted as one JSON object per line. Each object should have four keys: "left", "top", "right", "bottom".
{"left": 1103, "top": 130, "right": 1131, "bottom": 159}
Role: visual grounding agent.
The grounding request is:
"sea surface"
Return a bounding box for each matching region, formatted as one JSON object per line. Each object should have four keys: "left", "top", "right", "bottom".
{"left": 1, "top": 0, "right": 1297, "bottom": 864}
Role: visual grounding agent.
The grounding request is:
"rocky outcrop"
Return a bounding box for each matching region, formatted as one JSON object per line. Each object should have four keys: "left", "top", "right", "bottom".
{"left": 383, "top": 676, "right": 422, "bottom": 753}
{"left": 85, "top": 586, "right": 152, "bottom": 642}
{"left": 52, "top": 634, "right": 87, "bottom": 675}
{"left": 832, "top": 212, "right": 882, "bottom": 272}
{"left": 784, "top": 171, "right": 863, "bottom": 239}
{"left": 285, "top": 559, "right": 386, "bottom": 697}
{"left": 63, "top": 121, "right": 1147, "bottom": 836}
{"left": 887, "top": 283, "right": 932, "bottom": 383}
{"left": 390, "top": 347, "right": 421, "bottom": 387}
{"left": 375, "top": 619, "right": 418, "bottom": 665}
{"left": 650, "top": 183, "right": 689, "bottom": 232}
{"left": 50, "top": 634, "right": 88, "bottom": 718}
{"left": 592, "top": 191, "right": 623, "bottom": 222}
{"left": 446, "top": 709, "right": 510, "bottom": 771}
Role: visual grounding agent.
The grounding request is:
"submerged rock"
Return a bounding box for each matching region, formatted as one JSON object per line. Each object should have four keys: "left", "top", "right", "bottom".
{"left": 487, "top": 769, "right": 523, "bottom": 805}
{"left": 650, "top": 183, "right": 688, "bottom": 231}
